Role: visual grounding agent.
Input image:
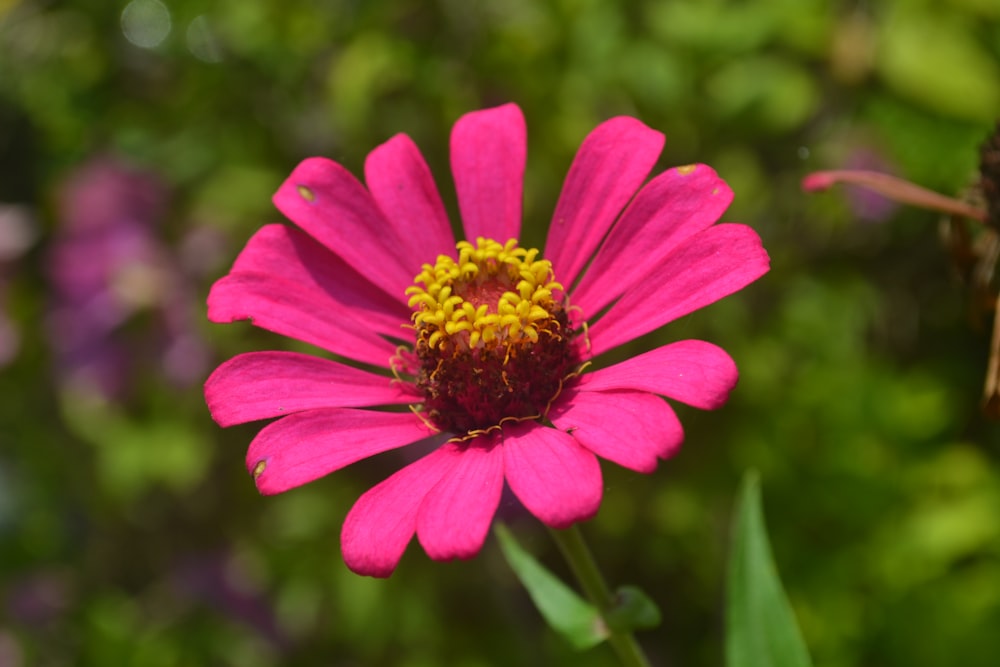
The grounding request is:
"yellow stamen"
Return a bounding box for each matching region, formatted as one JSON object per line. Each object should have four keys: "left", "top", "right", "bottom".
{"left": 408, "top": 237, "right": 564, "bottom": 353}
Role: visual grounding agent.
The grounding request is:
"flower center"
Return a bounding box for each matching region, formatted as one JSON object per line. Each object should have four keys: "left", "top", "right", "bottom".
{"left": 405, "top": 237, "right": 580, "bottom": 436}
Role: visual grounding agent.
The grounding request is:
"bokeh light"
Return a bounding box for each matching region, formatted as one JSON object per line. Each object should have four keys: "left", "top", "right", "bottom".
{"left": 120, "top": 0, "right": 171, "bottom": 49}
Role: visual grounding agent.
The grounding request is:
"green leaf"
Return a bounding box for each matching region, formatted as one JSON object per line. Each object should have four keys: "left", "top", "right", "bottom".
{"left": 495, "top": 523, "right": 608, "bottom": 650}
{"left": 726, "top": 471, "right": 814, "bottom": 667}
{"left": 606, "top": 585, "right": 662, "bottom": 633}
{"left": 878, "top": 7, "right": 1000, "bottom": 122}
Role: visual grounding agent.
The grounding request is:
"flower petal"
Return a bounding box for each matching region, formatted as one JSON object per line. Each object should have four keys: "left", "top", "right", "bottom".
{"left": 205, "top": 351, "right": 421, "bottom": 427}
{"left": 451, "top": 103, "right": 526, "bottom": 242}
{"left": 502, "top": 422, "right": 602, "bottom": 529}
{"left": 341, "top": 443, "right": 463, "bottom": 577}
{"left": 365, "top": 133, "right": 457, "bottom": 261}
{"left": 570, "top": 164, "right": 733, "bottom": 317}
{"left": 544, "top": 116, "right": 665, "bottom": 288}
{"left": 578, "top": 340, "right": 738, "bottom": 410}
{"left": 272, "top": 157, "right": 418, "bottom": 299}
{"left": 246, "top": 408, "right": 433, "bottom": 495}
{"left": 208, "top": 272, "right": 398, "bottom": 368}
{"left": 417, "top": 436, "right": 504, "bottom": 561}
{"left": 217, "top": 223, "right": 409, "bottom": 340}
{"left": 549, "top": 389, "right": 683, "bottom": 473}
{"left": 587, "top": 223, "right": 769, "bottom": 357}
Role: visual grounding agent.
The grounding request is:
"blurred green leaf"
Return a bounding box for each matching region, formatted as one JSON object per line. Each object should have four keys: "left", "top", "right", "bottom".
{"left": 879, "top": 8, "right": 1000, "bottom": 122}
{"left": 60, "top": 390, "right": 210, "bottom": 501}
{"left": 646, "top": 0, "right": 776, "bottom": 54}
{"left": 605, "top": 585, "right": 661, "bottom": 633}
{"left": 706, "top": 56, "right": 819, "bottom": 131}
{"left": 726, "top": 471, "right": 813, "bottom": 667}
{"left": 495, "top": 523, "right": 607, "bottom": 650}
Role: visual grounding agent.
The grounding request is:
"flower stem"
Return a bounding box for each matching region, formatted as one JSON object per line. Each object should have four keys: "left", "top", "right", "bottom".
{"left": 548, "top": 524, "right": 653, "bottom": 667}
{"left": 801, "top": 169, "right": 987, "bottom": 222}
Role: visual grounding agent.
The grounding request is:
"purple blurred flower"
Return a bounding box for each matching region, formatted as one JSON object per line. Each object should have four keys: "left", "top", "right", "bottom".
{"left": 4, "top": 570, "right": 72, "bottom": 628}
{"left": 46, "top": 155, "right": 210, "bottom": 397}
{"left": 841, "top": 148, "right": 900, "bottom": 222}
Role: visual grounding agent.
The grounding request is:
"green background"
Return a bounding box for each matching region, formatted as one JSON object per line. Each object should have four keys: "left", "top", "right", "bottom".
{"left": 2, "top": 0, "right": 1000, "bottom": 664}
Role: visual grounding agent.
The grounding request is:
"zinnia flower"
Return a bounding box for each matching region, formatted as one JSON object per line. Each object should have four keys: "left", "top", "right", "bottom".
{"left": 205, "top": 103, "right": 770, "bottom": 577}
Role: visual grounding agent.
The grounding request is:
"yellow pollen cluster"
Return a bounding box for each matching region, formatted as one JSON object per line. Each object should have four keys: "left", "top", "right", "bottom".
{"left": 405, "top": 238, "right": 564, "bottom": 351}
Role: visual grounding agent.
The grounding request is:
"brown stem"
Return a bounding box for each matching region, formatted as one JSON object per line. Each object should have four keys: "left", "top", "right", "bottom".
{"left": 802, "top": 169, "right": 987, "bottom": 222}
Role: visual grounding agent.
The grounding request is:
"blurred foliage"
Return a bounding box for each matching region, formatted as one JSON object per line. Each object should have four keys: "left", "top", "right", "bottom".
{"left": 1, "top": 0, "right": 999, "bottom": 665}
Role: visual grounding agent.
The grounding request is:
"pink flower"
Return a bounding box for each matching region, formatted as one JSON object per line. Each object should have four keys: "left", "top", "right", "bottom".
{"left": 205, "top": 103, "right": 770, "bottom": 577}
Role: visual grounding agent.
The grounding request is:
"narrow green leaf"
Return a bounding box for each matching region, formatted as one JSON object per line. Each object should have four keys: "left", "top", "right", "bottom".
{"left": 726, "top": 471, "right": 814, "bottom": 667}
{"left": 495, "top": 523, "right": 608, "bottom": 650}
